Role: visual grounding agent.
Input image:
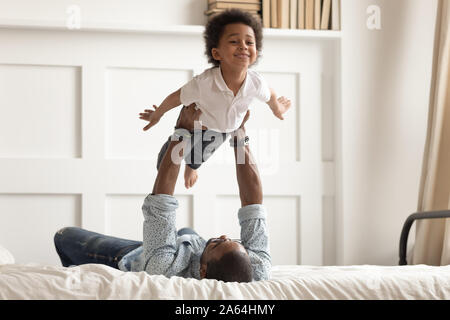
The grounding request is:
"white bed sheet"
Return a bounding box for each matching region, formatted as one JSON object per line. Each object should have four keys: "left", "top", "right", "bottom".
{"left": 1, "top": 263, "right": 449, "bottom": 300}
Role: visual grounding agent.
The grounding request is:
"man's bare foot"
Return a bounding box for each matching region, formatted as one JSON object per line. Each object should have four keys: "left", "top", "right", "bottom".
{"left": 184, "top": 165, "right": 198, "bottom": 189}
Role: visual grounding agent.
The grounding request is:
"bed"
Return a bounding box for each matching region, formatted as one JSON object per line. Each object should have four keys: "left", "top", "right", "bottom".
{"left": 1, "top": 245, "right": 449, "bottom": 300}
{"left": 2, "top": 211, "right": 450, "bottom": 300}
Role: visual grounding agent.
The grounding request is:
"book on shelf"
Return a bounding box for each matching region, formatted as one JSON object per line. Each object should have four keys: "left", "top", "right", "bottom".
{"left": 305, "top": 0, "right": 314, "bottom": 29}
{"left": 298, "top": 0, "right": 305, "bottom": 29}
{"left": 205, "top": 8, "right": 260, "bottom": 20}
{"left": 270, "top": 0, "right": 278, "bottom": 28}
{"left": 262, "top": 0, "right": 271, "bottom": 28}
{"left": 208, "top": 1, "right": 262, "bottom": 11}
{"left": 331, "top": 0, "right": 340, "bottom": 30}
{"left": 314, "top": 0, "right": 321, "bottom": 30}
{"left": 289, "top": 0, "right": 297, "bottom": 29}
{"left": 207, "top": 0, "right": 261, "bottom": 3}
{"left": 277, "top": 0, "right": 289, "bottom": 29}
{"left": 321, "top": 0, "right": 331, "bottom": 30}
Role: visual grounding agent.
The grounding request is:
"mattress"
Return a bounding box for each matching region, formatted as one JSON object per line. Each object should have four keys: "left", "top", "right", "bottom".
{"left": 1, "top": 263, "right": 449, "bottom": 299}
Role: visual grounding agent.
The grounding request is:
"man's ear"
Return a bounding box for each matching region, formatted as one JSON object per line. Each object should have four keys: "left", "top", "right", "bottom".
{"left": 211, "top": 48, "right": 221, "bottom": 61}
{"left": 200, "top": 264, "right": 206, "bottom": 279}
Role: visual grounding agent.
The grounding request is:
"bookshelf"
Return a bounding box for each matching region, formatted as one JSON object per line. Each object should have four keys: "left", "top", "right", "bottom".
{"left": 205, "top": 0, "right": 341, "bottom": 31}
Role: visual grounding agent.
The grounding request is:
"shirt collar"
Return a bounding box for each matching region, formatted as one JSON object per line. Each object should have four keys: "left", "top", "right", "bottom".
{"left": 214, "top": 65, "right": 248, "bottom": 96}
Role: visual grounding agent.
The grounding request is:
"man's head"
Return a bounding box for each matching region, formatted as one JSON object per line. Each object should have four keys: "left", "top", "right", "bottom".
{"left": 199, "top": 235, "right": 253, "bottom": 282}
{"left": 204, "top": 9, "right": 263, "bottom": 68}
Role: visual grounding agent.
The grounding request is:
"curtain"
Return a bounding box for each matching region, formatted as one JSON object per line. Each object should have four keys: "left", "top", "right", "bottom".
{"left": 412, "top": 0, "right": 450, "bottom": 265}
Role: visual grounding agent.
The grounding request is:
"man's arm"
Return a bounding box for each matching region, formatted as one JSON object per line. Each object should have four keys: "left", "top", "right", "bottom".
{"left": 233, "top": 123, "right": 263, "bottom": 207}
{"left": 233, "top": 115, "right": 271, "bottom": 281}
{"left": 152, "top": 140, "right": 184, "bottom": 196}
{"left": 152, "top": 104, "right": 201, "bottom": 195}
{"left": 142, "top": 105, "right": 201, "bottom": 276}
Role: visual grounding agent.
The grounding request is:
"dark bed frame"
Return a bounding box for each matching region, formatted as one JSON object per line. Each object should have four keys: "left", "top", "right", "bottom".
{"left": 399, "top": 210, "right": 450, "bottom": 265}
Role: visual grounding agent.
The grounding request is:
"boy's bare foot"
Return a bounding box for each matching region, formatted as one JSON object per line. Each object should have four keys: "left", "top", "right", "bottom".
{"left": 184, "top": 165, "right": 198, "bottom": 189}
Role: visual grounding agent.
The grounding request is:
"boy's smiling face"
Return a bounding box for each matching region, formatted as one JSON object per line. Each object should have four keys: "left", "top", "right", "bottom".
{"left": 211, "top": 23, "right": 258, "bottom": 70}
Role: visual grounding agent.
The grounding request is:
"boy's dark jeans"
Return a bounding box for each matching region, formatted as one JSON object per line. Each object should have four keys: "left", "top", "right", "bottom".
{"left": 157, "top": 129, "right": 229, "bottom": 170}
{"left": 54, "top": 226, "right": 198, "bottom": 268}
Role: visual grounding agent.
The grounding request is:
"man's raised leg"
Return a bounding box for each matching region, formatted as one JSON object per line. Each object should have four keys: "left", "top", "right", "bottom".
{"left": 54, "top": 227, "right": 142, "bottom": 268}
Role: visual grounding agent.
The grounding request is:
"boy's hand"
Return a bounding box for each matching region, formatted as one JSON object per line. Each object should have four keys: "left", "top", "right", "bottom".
{"left": 139, "top": 105, "right": 163, "bottom": 131}
{"left": 272, "top": 96, "right": 291, "bottom": 120}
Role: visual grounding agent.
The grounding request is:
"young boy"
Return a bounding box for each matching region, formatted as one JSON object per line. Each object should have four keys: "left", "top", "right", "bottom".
{"left": 139, "top": 9, "right": 291, "bottom": 188}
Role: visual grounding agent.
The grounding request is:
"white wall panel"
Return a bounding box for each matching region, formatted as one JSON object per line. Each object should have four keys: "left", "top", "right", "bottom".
{"left": 0, "top": 194, "right": 81, "bottom": 265}
{"left": 105, "top": 67, "right": 192, "bottom": 159}
{"left": 105, "top": 194, "right": 193, "bottom": 241}
{"left": 264, "top": 196, "right": 300, "bottom": 265}
{"left": 247, "top": 72, "right": 299, "bottom": 168}
{"left": 322, "top": 195, "right": 336, "bottom": 265}
{"left": 0, "top": 64, "right": 81, "bottom": 158}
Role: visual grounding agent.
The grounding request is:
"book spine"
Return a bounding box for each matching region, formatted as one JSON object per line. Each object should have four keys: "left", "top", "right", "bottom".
{"left": 314, "top": 0, "right": 321, "bottom": 30}
{"left": 320, "top": 0, "right": 331, "bottom": 30}
{"left": 263, "top": 0, "right": 271, "bottom": 28}
{"left": 331, "top": 0, "right": 340, "bottom": 30}
{"left": 209, "top": 2, "right": 262, "bottom": 10}
{"left": 277, "top": 0, "right": 289, "bottom": 29}
{"left": 305, "top": 0, "right": 314, "bottom": 29}
{"left": 271, "top": 0, "right": 278, "bottom": 28}
{"left": 208, "top": 0, "right": 261, "bottom": 3}
{"left": 290, "top": 0, "right": 298, "bottom": 29}
{"left": 298, "top": 0, "right": 305, "bottom": 29}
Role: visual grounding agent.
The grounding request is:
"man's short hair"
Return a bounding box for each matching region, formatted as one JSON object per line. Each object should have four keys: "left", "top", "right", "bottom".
{"left": 203, "top": 8, "right": 263, "bottom": 67}
{"left": 205, "top": 250, "right": 253, "bottom": 282}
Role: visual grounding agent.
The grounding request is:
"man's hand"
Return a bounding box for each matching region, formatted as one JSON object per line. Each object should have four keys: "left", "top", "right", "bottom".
{"left": 230, "top": 110, "right": 250, "bottom": 144}
{"left": 140, "top": 105, "right": 163, "bottom": 131}
{"left": 239, "top": 110, "right": 250, "bottom": 130}
{"left": 175, "top": 103, "right": 202, "bottom": 131}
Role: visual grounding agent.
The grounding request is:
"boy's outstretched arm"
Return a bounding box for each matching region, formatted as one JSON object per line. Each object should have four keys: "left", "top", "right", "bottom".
{"left": 140, "top": 88, "right": 182, "bottom": 131}
{"left": 266, "top": 88, "right": 291, "bottom": 120}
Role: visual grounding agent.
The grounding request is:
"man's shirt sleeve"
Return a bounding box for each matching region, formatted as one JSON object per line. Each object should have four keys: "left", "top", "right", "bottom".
{"left": 141, "top": 194, "right": 179, "bottom": 275}
{"left": 238, "top": 204, "right": 272, "bottom": 281}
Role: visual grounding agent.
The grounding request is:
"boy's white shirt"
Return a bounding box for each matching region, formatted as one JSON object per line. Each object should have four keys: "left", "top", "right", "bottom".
{"left": 180, "top": 66, "right": 271, "bottom": 133}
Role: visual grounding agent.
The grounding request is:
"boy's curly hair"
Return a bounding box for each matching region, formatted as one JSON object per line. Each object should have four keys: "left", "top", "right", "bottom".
{"left": 204, "top": 9, "right": 263, "bottom": 67}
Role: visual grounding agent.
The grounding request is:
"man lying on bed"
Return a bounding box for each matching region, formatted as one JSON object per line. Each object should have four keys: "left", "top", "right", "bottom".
{"left": 54, "top": 104, "right": 271, "bottom": 283}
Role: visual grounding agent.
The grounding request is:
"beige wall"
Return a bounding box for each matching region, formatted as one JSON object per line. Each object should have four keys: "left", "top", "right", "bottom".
{"left": 339, "top": 0, "right": 438, "bottom": 265}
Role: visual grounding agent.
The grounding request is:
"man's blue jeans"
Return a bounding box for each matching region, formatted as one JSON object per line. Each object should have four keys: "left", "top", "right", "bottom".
{"left": 54, "top": 226, "right": 198, "bottom": 269}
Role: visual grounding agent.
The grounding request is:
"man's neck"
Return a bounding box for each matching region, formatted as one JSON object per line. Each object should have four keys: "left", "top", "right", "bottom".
{"left": 220, "top": 65, "right": 248, "bottom": 96}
